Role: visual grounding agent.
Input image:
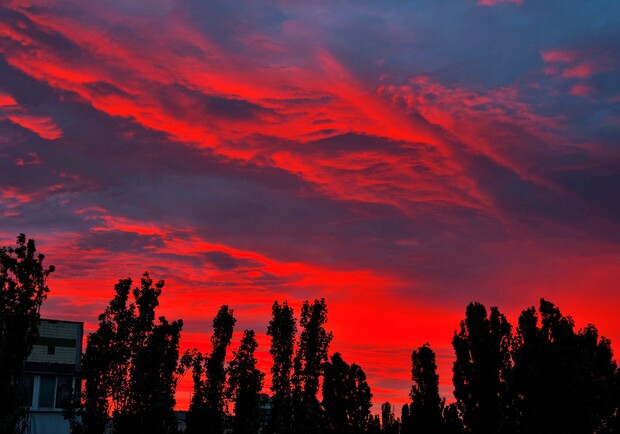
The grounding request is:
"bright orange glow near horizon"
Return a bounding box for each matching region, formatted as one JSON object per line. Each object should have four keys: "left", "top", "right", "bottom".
{"left": 1, "top": 0, "right": 619, "bottom": 415}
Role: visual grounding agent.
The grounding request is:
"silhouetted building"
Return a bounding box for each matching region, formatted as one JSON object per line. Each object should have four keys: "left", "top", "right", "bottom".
{"left": 20, "top": 319, "right": 83, "bottom": 434}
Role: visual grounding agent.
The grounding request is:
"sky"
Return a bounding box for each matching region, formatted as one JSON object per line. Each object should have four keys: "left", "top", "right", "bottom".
{"left": 1, "top": 0, "right": 619, "bottom": 411}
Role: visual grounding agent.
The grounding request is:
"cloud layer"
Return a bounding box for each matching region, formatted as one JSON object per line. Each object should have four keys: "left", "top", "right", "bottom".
{"left": 1, "top": 0, "right": 619, "bottom": 410}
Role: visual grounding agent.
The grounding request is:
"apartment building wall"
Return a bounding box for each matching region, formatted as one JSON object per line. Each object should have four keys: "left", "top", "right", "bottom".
{"left": 21, "top": 319, "right": 83, "bottom": 434}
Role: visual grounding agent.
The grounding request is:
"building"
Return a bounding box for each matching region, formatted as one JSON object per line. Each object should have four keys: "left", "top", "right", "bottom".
{"left": 20, "top": 319, "right": 83, "bottom": 434}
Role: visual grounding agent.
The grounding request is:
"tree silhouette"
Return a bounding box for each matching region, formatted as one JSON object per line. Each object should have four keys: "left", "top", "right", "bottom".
{"left": 182, "top": 348, "right": 207, "bottom": 434}
{"left": 367, "top": 415, "right": 382, "bottom": 434}
{"left": 0, "top": 234, "right": 54, "bottom": 434}
{"left": 266, "top": 300, "right": 297, "bottom": 434}
{"left": 74, "top": 273, "right": 182, "bottom": 434}
{"left": 511, "top": 299, "right": 618, "bottom": 433}
{"left": 400, "top": 403, "right": 411, "bottom": 434}
{"left": 600, "top": 368, "right": 620, "bottom": 433}
{"left": 443, "top": 403, "right": 464, "bottom": 434}
{"left": 292, "top": 299, "right": 333, "bottom": 434}
{"left": 124, "top": 316, "right": 182, "bottom": 433}
{"left": 3, "top": 237, "right": 615, "bottom": 434}
{"left": 322, "top": 352, "right": 372, "bottom": 434}
{"left": 409, "top": 344, "right": 445, "bottom": 434}
{"left": 186, "top": 305, "right": 236, "bottom": 434}
{"left": 227, "top": 330, "right": 265, "bottom": 434}
{"left": 452, "top": 302, "right": 511, "bottom": 434}
{"left": 380, "top": 402, "right": 399, "bottom": 434}
{"left": 76, "top": 278, "right": 133, "bottom": 434}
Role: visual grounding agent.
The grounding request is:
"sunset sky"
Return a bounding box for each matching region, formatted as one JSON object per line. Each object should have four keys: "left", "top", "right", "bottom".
{"left": 1, "top": 0, "right": 619, "bottom": 411}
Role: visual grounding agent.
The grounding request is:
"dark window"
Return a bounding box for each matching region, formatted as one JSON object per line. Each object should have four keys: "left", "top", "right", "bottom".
{"left": 18, "top": 375, "right": 34, "bottom": 407}
{"left": 55, "top": 376, "right": 73, "bottom": 408}
{"left": 39, "top": 375, "right": 56, "bottom": 408}
{"left": 48, "top": 345, "right": 55, "bottom": 355}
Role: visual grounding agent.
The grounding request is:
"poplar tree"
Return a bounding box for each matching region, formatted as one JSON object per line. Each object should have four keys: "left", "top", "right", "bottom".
{"left": 452, "top": 302, "right": 511, "bottom": 434}
{"left": 266, "top": 300, "right": 297, "bottom": 434}
{"left": 227, "top": 330, "right": 264, "bottom": 434}
{"left": 511, "top": 299, "right": 618, "bottom": 433}
{"left": 205, "top": 305, "right": 236, "bottom": 434}
{"left": 76, "top": 273, "right": 183, "bottom": 434}
{"left": 186, "top": 305, "right": 236, "bottom": 434}
{"left": 183, "top": 349, "right": 208, "bottom": 434}
{"left": 0, "top": 234, "right": 54, "bottom": 434}
{"left": 409, "top": 344, "right": 445, "bottom": 434}
{"left": 322, "top": 352, "right": 372, "bottom": 434}
{"left": 380, "top": 402, "right": 399, "bottom": 434}
{"left": 292, "top": 299, "right": 332, "bottom": 434}
{"left": 400, "top": 404, "right": 411, "bottom": 434}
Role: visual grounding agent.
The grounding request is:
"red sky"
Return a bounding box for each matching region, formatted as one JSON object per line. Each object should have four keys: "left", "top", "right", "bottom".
{"left": 1, "top": 0, "right": 619, "bottom": 412}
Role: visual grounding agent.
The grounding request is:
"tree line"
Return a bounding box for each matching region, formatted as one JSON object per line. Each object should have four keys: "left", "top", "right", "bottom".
{"left": 1, "top": 235, "right": 619, "bottom": 434}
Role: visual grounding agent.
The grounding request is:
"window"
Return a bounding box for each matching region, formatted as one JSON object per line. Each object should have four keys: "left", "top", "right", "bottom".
{"left": 38, "top": 375, "right": 56, "bottom": 408}
{"left": 55, "top": 376, "right": 74, "bottom": 408}
{"left": 48, "top": 345, "right": 56, "bottom": 355}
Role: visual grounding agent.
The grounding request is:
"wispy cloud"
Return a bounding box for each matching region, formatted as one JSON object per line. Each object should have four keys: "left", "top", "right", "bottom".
{"left": 1, "top": 0, "right": 619, "bottom": 411}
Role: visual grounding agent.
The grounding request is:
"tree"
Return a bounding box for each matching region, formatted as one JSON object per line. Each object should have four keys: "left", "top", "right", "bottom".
{"left": 292, "top": 299, "right": 333, "bottom": 434}
{"left": 400, "top": 404, "right": 411, "bottom": 434}
{"left": 511, "top": 299, "right": 618, "bottom": 433}
{"left": 182, "top": 349, "right": 208, "bottom": 434}
{"left": 599, "top": 367, "right": 620, "bottom": 434}
{"left": 227, "top": 330, "right": 265, "bottom": 434}
{"left": 443, "top": 403, "right": 464, "bottom": 434}
{"left": 186, "top": 305, "right": 236, "bottom": 434}
{"left": 266, "top": 300, "right": 297, "bottom": 434}
{"left": 79, "top": 278, "right": 134, "bottom": 434}
{"left": 367, "top": 415, "right": 382, "bottom": 434}
{"left": 73, "top": 273, "right": 183, "bottom": 434}
{"left": 409, "top": 344, "right": 444, "bottom": 434}
{"left": 452, "top": 302, "right": 511, "bottom": 434}
{"left": 348, "top": 361, "right": 373, "bottom": 433}
{"left": 0, "top": 234, "right": 54, "bottom": 434}
{"left": 380, "top": 402, "right": 399, "bottom": 434}
{"left": 125, "top": 315, "right": 183, "bottom": 434}
{"left": 322, "top": 352, "right": 372, "bottom": 434}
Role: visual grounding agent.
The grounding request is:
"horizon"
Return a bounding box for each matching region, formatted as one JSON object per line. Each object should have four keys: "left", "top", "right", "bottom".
{"left": 1, "top": 0, "right": 619, "bottom": 414}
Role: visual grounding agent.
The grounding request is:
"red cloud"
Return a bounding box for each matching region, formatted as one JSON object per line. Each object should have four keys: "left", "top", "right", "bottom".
{"left": 0, "top": 91, "right": 62, "bottom": 139}
{"left": 0, "top": 93, "right": 18, "bottom": 107}
{"left": 2, "top": 0, "right": 619, "bottom": 415}
{"left": 541, "top": 49, "right": 578, "bottom": 64}
{"left": 478, "top": 0, "right": 523, "bottom": 5}
{"left": 541, "top": 47, "right": 615, "bottom": 94}
{"left": 5, "top": 113, "right": 62, "bottom": 140}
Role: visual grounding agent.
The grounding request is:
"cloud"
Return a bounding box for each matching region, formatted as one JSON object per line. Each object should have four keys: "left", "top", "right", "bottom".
{"left": 478, "top": 0, "right": 523, "bottom": 5}
{"left": 1, "top": 0, "right": 619, "bottom": 412}
{"left": 79, "top": 229, "right": 166, "bottom": 253}
{"left": 0, "top": 90, "right": 62, "bottom": 140}
{"left": 4, "top": 113, "right": 62, "bottom": 139}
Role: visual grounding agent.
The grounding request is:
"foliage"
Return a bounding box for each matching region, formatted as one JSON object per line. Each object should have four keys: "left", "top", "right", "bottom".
{"left": 322, "top": 352, "right": 373, "bottom": 434}
{"left": 227, "top": 330, "right": 265, "bottom": 434}
{"left": 182, "top": 348, "right": 208, "bottom": 434}
{"left": 452, "top": 302, "right": 511, "bottom": 434}
{"left": 380, "top": 402, "right": 399, "bottom": 434}
{"left": 409, "top": 344, "right": 445, "bottom": 434}
{"left": 443, "top": 403, "right": 464, "bottom": 434}
{"left": 186, "top": 305, "right": 236, "bottom": 434}
{"left": 71, "top": 273, "right": 183, "bottom": 434}
{"left": 510, "top": 299, "right": 618, "bottom": 433}
{"left": 0, "top": 234, "right": 54, "bottom": 434}
{"left": 2, "top": 237, "right": 616, "bottom": 434}
{"left": 266, "top": 300, "right": 297, "bottom": 434}
{"left": 400, "top": 403, "right": 410, "bottom": 434}
{"left": 367, "top": 415, "right": 382, "bottom": 434}
{"left": 293, "top": 299, "right": 333, "bottom": 434}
